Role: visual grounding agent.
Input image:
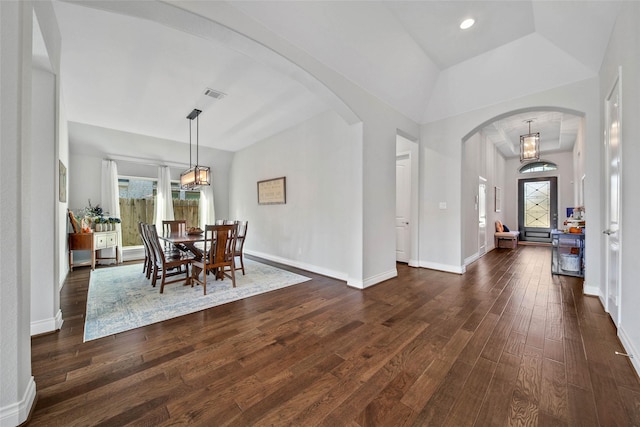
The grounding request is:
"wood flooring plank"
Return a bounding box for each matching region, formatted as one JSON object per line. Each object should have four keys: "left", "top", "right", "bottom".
{"left": 400, "top": 328, "right": 473, "bottom": 411}
{"left": 543, "top": 338, "right": 564, "bottom": 363}
{"left": 567, "top": 384, "right": 599, "bottom": 427}
{"left": 619, "top": 385, "right": 640, "bottom": 426}
{"left": 409, "top": 360, "right": 474, "bottom": 426}
{"left": 545, "top": 301, "right": 563, "bottom": 341}
{"left": 588, "top": 360, "right": 633, "bottom": 426}
{"left": 504, "top": 331, "right": 527, "bottom": 357}
{"left": 481, "top": 312, "right": 516, "bottom": 363}
{"left": 442, "top": 357, "right": 497, "bottom": 426}
{"left": 458, "top": 313, "right": 500, "bottom": 365}
{"left": 227, "top": 353, "right": 345, "bottom": 426}
{"left": 507, "top": 346, "right": 543, "bottom": 426}
{"left": 564, "top": 337, "right": 591, "bottom": 390}
{"left": 474, "top": 353, "right": 521, "bottom": 427}
{"left": 540, "top": 357, "right": 568, "bottom": 421}
{"left": 525, "top": 307, "right": 546, "bottom": 350}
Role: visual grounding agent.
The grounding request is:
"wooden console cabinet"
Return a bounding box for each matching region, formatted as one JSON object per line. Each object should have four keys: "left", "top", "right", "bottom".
{"left": 68, "top": 231, "right": 119, "bottom": 270}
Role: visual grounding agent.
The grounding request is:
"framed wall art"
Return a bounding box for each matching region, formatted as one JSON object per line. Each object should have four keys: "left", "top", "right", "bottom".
{"left": 257, "top": 176, "right": 286, "bottom": 205}
{"left": 494, "top": 186, "right": 501, "bottom": 212}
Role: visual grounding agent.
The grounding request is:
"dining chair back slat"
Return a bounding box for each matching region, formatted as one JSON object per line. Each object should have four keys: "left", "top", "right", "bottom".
{"left": 145, "top": 223, "right": 193, "bottom": 293}
{"left": 162, "top": 220, "right": 188, "bottom": 252}
{"left": 233, "top": 221, "right": 248, "bottom": 275}
{"left": 191, "top": 223, "right": 237, "bottom": 295}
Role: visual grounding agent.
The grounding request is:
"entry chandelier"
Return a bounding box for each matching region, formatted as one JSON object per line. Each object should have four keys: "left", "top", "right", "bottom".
{"left": 180, "top": 108, "right": 211, "bottom": 190}
{"left": 520, "top": 119, "right": 540, "bottom": 163}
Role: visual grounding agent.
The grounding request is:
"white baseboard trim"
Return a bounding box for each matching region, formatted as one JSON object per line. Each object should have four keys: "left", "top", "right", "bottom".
{"left": 408, "top": 259, "right": 420, "bottom": 268}
{"left": 347, "top": 268, "right": 397, "bottom": 289}
{"left": 419, "top": 260, "right": 465, "bottom": 274}
{"left": 30, "top": 309, "right": 63, "bottom": 336}
{"left": 122, "top": 246, "right": 144, "bottom": 262}
{"left": 618, "top": 326, "right": 640, "bottom": 377}
{"left": 0, "top": 376, "right": 36, "bottom": 427}
{"left": 582, "top": 282, "right": 603, "bottom": 299}
{"left": 464, "top": 253, "right": 480, "bottom": 266}
{"left": 244, "top": 250, "right": 348, "bottom": 281}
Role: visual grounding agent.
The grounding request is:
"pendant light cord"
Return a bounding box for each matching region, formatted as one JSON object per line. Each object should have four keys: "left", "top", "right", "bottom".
{"left": 196, "top": 114, "right": 199, "bottom": 166}
{"left": 188, "top": 119, "right": 192, "bottom": 168}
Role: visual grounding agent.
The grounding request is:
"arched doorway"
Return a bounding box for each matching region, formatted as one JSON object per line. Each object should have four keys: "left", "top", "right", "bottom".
{"left": 461, "top": 107, "right": 585, "bottom": 261}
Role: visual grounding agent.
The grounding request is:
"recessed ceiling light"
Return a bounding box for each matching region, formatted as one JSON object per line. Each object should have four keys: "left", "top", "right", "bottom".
{"left": 460, "top": 18, "right": 475, "bottom": 30}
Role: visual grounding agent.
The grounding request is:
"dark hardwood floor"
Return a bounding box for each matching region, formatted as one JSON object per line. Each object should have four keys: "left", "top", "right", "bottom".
{"left": 28, "top": 247, "right": 640, "bottom": 426}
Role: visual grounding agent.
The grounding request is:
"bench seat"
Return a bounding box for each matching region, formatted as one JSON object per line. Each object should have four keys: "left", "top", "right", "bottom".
{"left": 495, "top": 231, "right": 520, "bottom": 249}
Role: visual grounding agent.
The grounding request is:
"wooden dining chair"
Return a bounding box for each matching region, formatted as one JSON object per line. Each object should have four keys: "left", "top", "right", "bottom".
{"left": 162, "top": 220, "right": 188, "bottom": 252}
{"left": 145, "top": 223, "right": 194, "bottom": 293}
{"left": 191, "top": 223, "right": 237, "bottom": 295}
{"left": 138, "top": 221, "right": 152, "bottom": 278}
{"left": 232, "top": 220, "right": 248, "bottom": 275}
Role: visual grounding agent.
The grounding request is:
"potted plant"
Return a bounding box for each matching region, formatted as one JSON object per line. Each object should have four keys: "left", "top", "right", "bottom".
{"left": 95, "top": 216, "right": 107, "bottom": 232}
{"left": 108, "top": 217, "right": 121, "bottom": 231}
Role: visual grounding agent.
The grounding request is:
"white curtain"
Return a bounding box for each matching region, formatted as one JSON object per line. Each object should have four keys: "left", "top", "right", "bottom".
{"left": 154, "top": 166, "right": 175, "bottom": 232}
{"left": 199, "top": 184, "right": 216, "bottom": 230}
{"left": 101, "top": 160, "right": 123, "bottom": 263}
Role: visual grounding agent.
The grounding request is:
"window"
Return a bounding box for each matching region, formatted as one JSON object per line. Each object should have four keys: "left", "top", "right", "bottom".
{"left": 524, "top": 180, "right": 551, "bottom": 228}
{"left": 519, "top": 161, "right": 557, "bottom": 174}
{"left": 118, "top": 177, "right": 200, "bottom": 246}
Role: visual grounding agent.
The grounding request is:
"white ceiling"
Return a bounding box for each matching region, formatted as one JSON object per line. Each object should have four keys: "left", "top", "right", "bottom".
{"left": 483, "top": 110, "right": 583, "bottom": 159}
{"left": 46, "top": 0, "right": 621, "bottom": 155}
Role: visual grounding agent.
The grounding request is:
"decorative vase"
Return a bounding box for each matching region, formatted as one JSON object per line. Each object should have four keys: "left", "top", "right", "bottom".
{"left": 96, "top": 223, "right": 102, "bottom": 232}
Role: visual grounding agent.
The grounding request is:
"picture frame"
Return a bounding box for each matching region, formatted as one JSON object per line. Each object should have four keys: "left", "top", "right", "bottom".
{"left": 59, "top": 160, "right": 67, "bottom": 203}
{"left": 257, "top": 176, "right": 286, "bottom": 205}
{"left": 494, "top": 186, "right": 501, "bottom": 212}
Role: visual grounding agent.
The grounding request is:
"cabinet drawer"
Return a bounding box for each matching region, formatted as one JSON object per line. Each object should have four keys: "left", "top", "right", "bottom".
{"left": 95, "top": 235, "right": 107, "bottom": 249}
{"left": 106, "top": 233, "right": 117, "bottom": 246}
{"left": 94, "top": 232, "right": 118, "bottom": 250}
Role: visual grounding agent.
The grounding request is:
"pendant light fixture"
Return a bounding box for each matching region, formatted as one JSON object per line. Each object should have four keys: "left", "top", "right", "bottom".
{"left": 180, "top": 108, "right": 211, "bottom": 189}
{"left": 520, "top": 119, "right": 540, "bottom": 163}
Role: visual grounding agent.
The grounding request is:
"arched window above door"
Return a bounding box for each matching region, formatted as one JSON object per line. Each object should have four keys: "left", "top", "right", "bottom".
{"left": 519, "top": 161, "right": 558, "bottom": 174}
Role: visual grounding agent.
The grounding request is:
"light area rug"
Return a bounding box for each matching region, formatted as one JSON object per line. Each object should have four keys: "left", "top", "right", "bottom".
{"left": 84, "top": 259, "right": 310, "bottom": 342}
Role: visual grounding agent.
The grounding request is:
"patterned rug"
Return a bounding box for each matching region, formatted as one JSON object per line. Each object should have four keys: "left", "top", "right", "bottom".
{"left": 84, "top": 259, "right": 310, "bottom": 341}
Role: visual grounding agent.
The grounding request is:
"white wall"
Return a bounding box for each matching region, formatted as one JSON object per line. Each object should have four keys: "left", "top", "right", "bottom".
{"left": 30, "top": 67, "right": 60, "bottom": 336}
{"left": 0, "top": 3, "right": 37, "bottom": 425}
{"left": 599, "top": 1, "right": 640, "bottom": 375}
{"left": 229, "top": 110, "right": 360, "bottom": 280}
{"left": 462, "top": 130, "right": 508, "bottom": 263}
{"left": 420, "top": 78, "right": 601, "bottom": 275}
{"left": 58, "top": 95, "right": 69, "bottom": 287}
{"left": 462, "top": 132, "right": 482, "bottom": 261}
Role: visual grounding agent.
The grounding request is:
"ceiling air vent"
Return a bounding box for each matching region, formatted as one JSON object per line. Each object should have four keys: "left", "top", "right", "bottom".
{"left": 203, "top": 88, "right": 227, "bottom": 100}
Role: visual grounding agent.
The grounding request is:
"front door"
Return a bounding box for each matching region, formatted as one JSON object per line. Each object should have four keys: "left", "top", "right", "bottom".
{"left": 604, "top": 71, "right": 622, "bottom": 326}
{"left": 396, "top": 154, "right": 411, "bottom": 263}
{"left": 518, "top": 177, "right": 558, "bottom": 243}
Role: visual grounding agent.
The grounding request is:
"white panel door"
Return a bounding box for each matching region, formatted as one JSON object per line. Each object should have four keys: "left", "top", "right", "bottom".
{"left": 396, "top": 155, "right": 411, "bottom": 262}
{"left": 604, "top": 71, "right": 622, "bottom": 326}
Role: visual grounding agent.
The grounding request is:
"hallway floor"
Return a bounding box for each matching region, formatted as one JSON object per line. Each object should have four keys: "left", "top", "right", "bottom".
{"left": 28, "top": 248, "right": 640, "bottom": 425}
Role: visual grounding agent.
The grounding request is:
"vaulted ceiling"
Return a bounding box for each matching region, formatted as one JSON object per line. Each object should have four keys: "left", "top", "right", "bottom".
{"left": 45, "top": 1, "right": 621, "bottom": 155}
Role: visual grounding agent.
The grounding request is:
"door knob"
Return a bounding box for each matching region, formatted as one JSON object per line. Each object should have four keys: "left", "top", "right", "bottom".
{"left": 603, "top": 229, "right": 614, "bottom": 235}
